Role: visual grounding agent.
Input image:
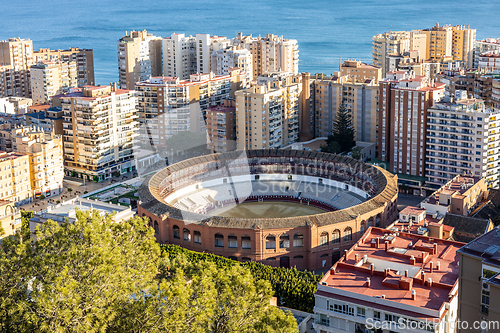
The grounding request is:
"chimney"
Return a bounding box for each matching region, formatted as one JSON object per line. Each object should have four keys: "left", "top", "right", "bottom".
{"left": 411, "top": 289, "right": 416, "bottom": 300}
{"left": 363, "top": 254, "right": 368, "bottom": 264}
{"left": 384, "top": 268, "right": 389, "bottom": 277}
{"left": 405, "top": 270, "right": 409, "bottom": 277}
{"left": 366, "top": 277, "right": 371, "bottom": 288}
{"left": 421, "top": 272, "right": 426, "bottom": 285}
{"left": 381, "top": 295, "right": 386, "bottom": 299}
{"left": 421, "top": 252, "right": 426, "bottom": 262}
{"left": 330, "top": 268, "right": 335, "bottom": 275}
{"left": 436, "top": 261, "right": 441, "bottom": 271}
{"left": 376, "top": 237, "right": 380, "bottom": 248}
{"left": 370, "top": 263, "right": 375, "bottom": 276}
{"left": 433, "top": 243, "right": 438, "bottom": 255}
{"left": 344, "top": 249, "right": 348, "bottom": 261}
{"left": 428, "top": 278, "right": 433, "bottom": 287}
{"left": 385, "top": 241, "right": 389, "bottom": 252}
{"left": 410, "top": 255, "right": 416, "bottom": 265}
{"left": 355, "top": 253, "right": 359, "bottom": 262}
{"left": 429, "top": 261, "right": 433, "bottom": 273}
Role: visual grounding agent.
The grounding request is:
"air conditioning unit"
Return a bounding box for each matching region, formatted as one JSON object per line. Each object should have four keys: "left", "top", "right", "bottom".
{"left": 482, "top": 282, "right": 490, "bottom": 291}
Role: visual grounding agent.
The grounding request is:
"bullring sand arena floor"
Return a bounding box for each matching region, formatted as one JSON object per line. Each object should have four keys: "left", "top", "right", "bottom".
{"left": 209, "top": 201, "right": 328, "bottom": 218}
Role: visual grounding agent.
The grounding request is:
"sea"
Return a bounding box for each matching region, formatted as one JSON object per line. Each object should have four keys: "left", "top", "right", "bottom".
{"left": 2, "top": 0, "right": 499, "bottom": 85}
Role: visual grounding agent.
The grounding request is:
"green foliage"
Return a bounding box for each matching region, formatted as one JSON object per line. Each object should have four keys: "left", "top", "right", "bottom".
{"left": 161, "top": 244, "right": 321, "bottom": 313}
{"left": 39, "top": 194, "right": 45, "bottom": 200}
{"left": 324, "top": 105, "right": 356, "bottom": 154}
{"left": 67, "top": 188, "right": 72, "bottom": 192}
{"left": 0, "top": 212, "right": 297, "bottom": 333}
{"left": 21, "top": 211, "right": 34, "bottom": 240}
{"left": 351, "top": 146, "right": 361, "bottom": 160}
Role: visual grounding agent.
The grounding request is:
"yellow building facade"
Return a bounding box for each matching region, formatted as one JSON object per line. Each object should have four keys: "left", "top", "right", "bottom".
{"left": 0, "top": 151, "right": 31, "bottom": 205}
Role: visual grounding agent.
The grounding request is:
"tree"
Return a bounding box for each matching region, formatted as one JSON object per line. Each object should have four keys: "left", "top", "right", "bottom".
{"left": 324, "top": 105, "right": 356, "bottom": 154}
{"left": 0, "top": 211, "right": 297, "bottom": 333}
{"left": 351, "top": 147, "right": 361, "bottom": 160}
{"left": 67, "top": 188, "right": 73, "bottom": 193}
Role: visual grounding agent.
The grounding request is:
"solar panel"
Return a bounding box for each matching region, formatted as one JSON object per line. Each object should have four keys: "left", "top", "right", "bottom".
{"left": 484, "top": 245, "right": 500, "bottom": 256}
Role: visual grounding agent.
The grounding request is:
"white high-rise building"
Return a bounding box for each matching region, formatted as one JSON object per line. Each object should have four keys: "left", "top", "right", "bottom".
{"left": 426, "top": 90, "right": 500, "bottom": 189}
{"left": 474, "top": 38, "right": 500, "bottom": 68}
{"left": 30, "top": 61, "right": 78, "bottom": 104}
{"left": 211, "top": 47, "right": 253, "bottom": 80}
{"left": 162, "top": 33, "right": 230, "bottom": 80}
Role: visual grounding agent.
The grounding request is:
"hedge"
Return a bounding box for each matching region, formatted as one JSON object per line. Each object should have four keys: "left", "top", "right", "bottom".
{"left": 161, "top": 244, "right": 322, "bottom": 313}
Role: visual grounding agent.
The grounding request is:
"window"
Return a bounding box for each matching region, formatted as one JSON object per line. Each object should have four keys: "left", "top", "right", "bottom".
{"left": 241, "top": 235, "right": 251, "bottom": 249}
{"left": 194, "top": 230, "right": 201, "bottom": 244}
{"left": 266, "top": 235, "right": 276, "bottom": 249}
{"left": 320, "top": 232, "right": 329, "bottom": 246}
{"left": 173, "top": 225, "right": 180, "bottom": 239}
{"left": 215, "top": 233, "right": 224, "bottom": 247}
{"left": 294, "top": 255, "right": 303, "bottom": 259}
{"left": 343, "top": 227, "right": 352, "bottom": 241}
{"left": 293, "top": 233, "right": 303, "bottom": 247}
{"left": 483, "top": 269, "right": 498, "bottom": 279}
{"left": 279, "top": 234, "right": 289, "bottom": 248}
{"left": 385, "top": 314, "right": 400, "bottom": 323}
{"left": 374, "top": 311, "right": 381, "bottom": 321}
{"left": 357, "top": 307, "right": 365, "bottom": 318}
{"left": 183, "top": 228, "right": 191, "bottom": 241}
{"left": 228, "top": 234, "right": 237, "bottom": 248}
{"left": 241, "top": 257, "right": 251, "bottom": 261}
{"left": 332, "top": 303, "right": 354, "bottom": 316}
{"left": 360, "top": 221, "right": 366, "bottom": 234}
{"left": 154, "top": 221, "right": 159, "bottom": 235}
{"left": 332, "top": 230, "right": 340, "bottom": 243}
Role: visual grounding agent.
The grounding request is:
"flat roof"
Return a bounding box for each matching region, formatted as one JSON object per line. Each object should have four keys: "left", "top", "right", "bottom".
{"left": 457, "top": 227, "right": 500, "bottom": 267}
{"left": 318, "top": 227, "right": 464, "bottom": 318}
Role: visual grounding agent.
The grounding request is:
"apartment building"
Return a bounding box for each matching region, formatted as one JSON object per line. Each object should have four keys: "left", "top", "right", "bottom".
{"left": 0, "top": 38, "right": 33, "bottom": 97}
{"left": 211, "top": 46, "right": 253, "bottom": 80}
{"left": 493, "top": 78, "right": 500, "bottom": 110}
{"left": 314, "top": 227, "right": 463, "bottom": 333}
{"left": 378, "top": 71, "right": 445, "bottom": 177}
{"left": 309, "top": 72, "right": 379, "bottom": 143}
{"left": 477, "top": 52, "right": 500, "bottom": 72}
{"left": 420, "top": 175, "right": 486, "bottom": 217}
{"left": 0, "top": 96, "right": 32, "bottom": 115}
{"left": 30, "top": 61, "right": 78, "bottom": 104}
{"left": 235, "top": 72, "right": 302, "bottom": 150}
{"left": 206, "top": 100, "right": 236, "bottom": 152}
{"left": 0, "top": 200, "right": 21, "bottom": 240}
{"left": 57, "top": 84, "right": 138, "bottom": 181}
{"left": 339, "top": 59, "right": 382, "bottom": 84}
{"left": 0, "top": 151, "right": 31, "bottom": 205}
{"left": 372, "top": 31, "right": 412, "bottom": 76}
{"left": 474, "top": 38, "right": 500, "bottom": 68}
{"left": 426, "top": 92, "right": 500, "bottom": 188}
{"left": 232, "top": 33, "right": 298, "bottom": 78}
{"left": 457, "top": 228, "right": 500, "bottom": 333}
{"left": 13, "top": 127, "right": 64, "bottom": 198}
{"left": 162, "top": 33, "right": 230, "bottom": 80}
{"left": 135, "top": 71, "right": 241, "bottom": 148}
{"left": 33, "top": 47, "right": 94, "bottom": 86}
{"left": 117, "top": 30, "right": 162, "bottom": 90}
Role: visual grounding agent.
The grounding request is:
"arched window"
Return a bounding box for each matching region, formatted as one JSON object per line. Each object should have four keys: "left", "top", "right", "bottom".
{"left": 215, "top": 233, "right": 224, "bottom": 247}
{"left": 293, "top": 233, "right": 304, "bottom": 247}
{"left": 368, "top": 218, "right": 373, "bottom": 227}
{"left": 228, "top": 234, "right": 237, "bottom": 248}
{"left": 194, "top": 230, "right": 201, "bottom": 244}
{"left": 266, "top": 257, "right": 277, "bottom": 261}
{"left": 173, "top": 225, "right": 180, "bottom": 239}
{"left": 376, "top": 214, "right": 381, "bottom": 227}
{"left": 266, "top": 234, "right": 276, "bottom": 249}
{"left": 241, "top": 257, "right": 251, "bottom": 262}
{"left": 279, "top": 234, "right": 289, "bottom": 248}
{"left": 320, "top": 232, "right": 329, "bottom": 246}
{"left": 183, "top": 228, "right": 191, "bottom": 241}
{"left": 344, "top": 227, "right": 352, "bottom": 241}
{"left": 360, "top": 221, "right": 366, "bottom": 234}
{"left": 320, "top": 254, "right": 329, "bottom": 258}
{"left": 228, "top": 256, "right": 238, "bottom": 261}
{"left": 154, "top": 221, "right": 159, "bottom": 235}
{"left": 241, "top": 235, "right": 251, "bottom": 249}
{"left": 294, "top": 255, "right": 304, "bottom": 259}
{"left": 332, "top": 229, "right": 340, "bottom": 244}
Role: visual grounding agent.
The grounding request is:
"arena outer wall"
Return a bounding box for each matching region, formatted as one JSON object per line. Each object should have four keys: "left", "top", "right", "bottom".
{"left": 138, "top": 150, "right": 398, "bottom": 271}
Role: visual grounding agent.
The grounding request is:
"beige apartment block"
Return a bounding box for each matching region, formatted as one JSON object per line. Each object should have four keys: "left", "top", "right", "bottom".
{"left": 232, "top": 33, "right": 298, "bottom": 78}
{"left": 0, "top": 151, "right": 31, "bottom": 205}
{"left": 211, "top": 46, "right": 253, "bottom": 81}
{"left": 235, "top": 72, "right": 301, "bottom": 150}
{"left": 57, "top": 84, "right": 138, "bottom": 181}
{"left": 13, "top": 127, "right": 64, "bottom": 198}
{"left": 30, "top": 61, "right": 78, "bottom": 104}
{"left": 0, "top": 200, "right": 21, "bottom": 240}
{"left": 118, "top": 30, "right": 162, "bottom": 90}
{"left": 372, "top": 31, "right": 411, "bottom": 76}
{"left": 339, "top": 59, "right": 382, "bottom": 84}
{"left": 206, "top": 100, "right": 236, "bottom": 152}
{"left": 0, "top": 96, "right": 32, "bottom": 115}
{"left": 309, "top": 73, "right": 379, "bottom": 144}
{"left": 33, "top": 47, "right": 94, "bottom": 86}
{"left": 0, "top": 38, "right": 33, "bottom": 98}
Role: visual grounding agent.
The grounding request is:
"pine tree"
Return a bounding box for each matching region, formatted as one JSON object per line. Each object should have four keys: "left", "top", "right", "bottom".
{"left": 324, "top": 105, "right": 356, "bottom": 154}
